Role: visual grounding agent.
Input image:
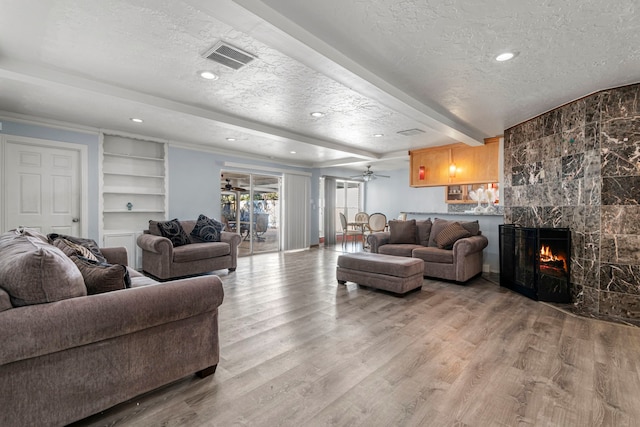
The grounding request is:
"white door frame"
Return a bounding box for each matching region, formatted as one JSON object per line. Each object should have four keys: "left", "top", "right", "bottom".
{"left": 0, "top": 134, "right": 89, "bottom": 236}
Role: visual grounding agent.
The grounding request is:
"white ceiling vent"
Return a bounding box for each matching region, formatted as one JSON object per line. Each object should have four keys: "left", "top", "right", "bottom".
{"left": 397, "top": 128, "right": 426, "bottom": 136}
{"left": 202, "top": 41, "right": 256, "bottom": 70}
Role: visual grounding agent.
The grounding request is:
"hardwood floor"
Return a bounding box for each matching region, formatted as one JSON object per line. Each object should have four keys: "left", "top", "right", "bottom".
{"left": 73, "top": 247, "right": 640, "bottom": 426}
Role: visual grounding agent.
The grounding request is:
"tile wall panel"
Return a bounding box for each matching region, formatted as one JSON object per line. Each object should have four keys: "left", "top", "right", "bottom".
{"left": 503, "top": 82, "right": 640, "bottom": 324}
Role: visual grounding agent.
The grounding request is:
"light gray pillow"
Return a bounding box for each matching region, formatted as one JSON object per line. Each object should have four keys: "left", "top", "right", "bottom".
{"left": 0, "top": 231, "right": 86, "bottom": 307}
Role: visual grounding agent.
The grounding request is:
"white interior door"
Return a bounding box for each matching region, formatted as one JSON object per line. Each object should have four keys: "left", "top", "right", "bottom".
{"left": 3, "top": 136, "right": 83, "bottom": 236}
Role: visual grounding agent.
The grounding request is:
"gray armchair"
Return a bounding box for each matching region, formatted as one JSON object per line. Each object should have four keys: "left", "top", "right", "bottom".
{"left": 137, "top": 219, "right": 241, "bottom": 281}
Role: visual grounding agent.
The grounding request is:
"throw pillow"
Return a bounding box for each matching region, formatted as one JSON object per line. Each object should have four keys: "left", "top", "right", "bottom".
{"left": 415, "top": 219, "right": 432, "bottom": 246}
{"left": 389, "top": 219, "right": 417, "bottom": 244}
{"left": 191, "top": 214, "right": 224, "bottom": 242}
{"left": 48, "top": 233, "right": 107, "bottom": 262}
{"left": 428, "top": 218, "right": 451, "bottom": 247}
{"left": 70, "top": 255, "right": 131, "bottom": 295}
{"left": 155, "top": 219, "right": 190, "bottom": 247}
{"left": 435, "top": 222, "right": 472, "bottom": 249}
{"left": 459, "top": 220, "right": 480, "bottom": 236}
{"left": 0, "top": 231, "right": 86, "bottom": 306}
{"left": 51, "top": 238, "right": 98, "bottom": 261}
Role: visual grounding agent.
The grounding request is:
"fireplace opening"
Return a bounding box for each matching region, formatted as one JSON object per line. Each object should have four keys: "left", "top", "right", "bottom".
{"left": 499, "top": 225, "right": 571, "bottom": 303}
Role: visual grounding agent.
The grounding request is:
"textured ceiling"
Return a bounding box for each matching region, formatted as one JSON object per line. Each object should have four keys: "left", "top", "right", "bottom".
{"left": 0, "top": 0, "right": 638, "bottom": 171}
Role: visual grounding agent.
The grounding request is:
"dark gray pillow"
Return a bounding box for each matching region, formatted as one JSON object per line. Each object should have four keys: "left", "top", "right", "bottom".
{"left": 70, "top": 255, "right": 131, "bottom": 295}
{"left": 459, "top": 220, "right": 480, "bottom": 236}
{"left": 191, "top": 214, "right": 223, "bottom": 242}
{"left": 389, "top": 219, "right": 417, "bottom": 244}
{"left": 155, "top": 219, "right": 190, "bottom": 247}
{"left": 415, "top": 219, "right": 432, "bottom": 246}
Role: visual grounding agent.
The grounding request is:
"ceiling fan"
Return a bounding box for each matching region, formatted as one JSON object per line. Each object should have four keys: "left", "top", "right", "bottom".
{"left": 221, "top": 178, "right": 246, "bottom": 192}
{"left": 351, "top": 165, "right": 390, "bottom": 182}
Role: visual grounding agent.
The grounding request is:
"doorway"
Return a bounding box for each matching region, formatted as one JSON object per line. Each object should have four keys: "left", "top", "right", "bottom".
{"left": 1, "top": 135, "right": 88, "bottom": 236}
{"left": 319, "top": 177, "right": 363, "bottom": 247}
{"left": 221, "top": 171, "right": 280, "bottom": 256}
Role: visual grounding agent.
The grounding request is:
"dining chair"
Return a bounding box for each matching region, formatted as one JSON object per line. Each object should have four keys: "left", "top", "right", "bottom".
{"left": 366, "top": 213, "right": 387, "bottom": 234}
{"left": 339, "top": 212, "right": 364, "bottom": 250}
{"left": 354, "top": 211, "right": 369, "bottom": 225}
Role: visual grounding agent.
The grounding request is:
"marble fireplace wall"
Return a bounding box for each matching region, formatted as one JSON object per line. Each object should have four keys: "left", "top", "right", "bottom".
{"left": 503, "top": 82, "right": 640, "bottom": 324}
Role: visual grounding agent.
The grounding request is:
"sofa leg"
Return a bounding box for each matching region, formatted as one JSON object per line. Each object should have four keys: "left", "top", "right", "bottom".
{"left": 196, "top": 365, "right": 217, "bottom": 378}
{"left": 228, "top": 267, "right": 236, "bottom": 272}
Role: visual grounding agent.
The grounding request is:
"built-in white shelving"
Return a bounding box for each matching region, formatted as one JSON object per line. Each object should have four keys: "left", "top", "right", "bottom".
{"left": 100, "top": 135, "right": 168, "bottom": 268}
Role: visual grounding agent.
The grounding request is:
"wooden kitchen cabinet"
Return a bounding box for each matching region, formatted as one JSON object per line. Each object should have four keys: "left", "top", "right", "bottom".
{"left": 409, "top": 138, "right": 499, "bottom": 187}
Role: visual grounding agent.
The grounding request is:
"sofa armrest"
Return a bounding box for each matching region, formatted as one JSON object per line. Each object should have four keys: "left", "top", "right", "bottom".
{"left": 137, "top": 233, "right": 173, "bottom": 256}
{"left": 100, "top": 247, "right": 129, "bottom": 266}
{"left": 220, "top": 231, "right": 241, "bottom": 249}
{"left": 453, "top": 234, "right": 488, "bottom": 257}
{"left": 367, "top": 232, "right": 390, "bottom": 253}
{"left": 0, "top": 275, "right": 224, "bottom": 366}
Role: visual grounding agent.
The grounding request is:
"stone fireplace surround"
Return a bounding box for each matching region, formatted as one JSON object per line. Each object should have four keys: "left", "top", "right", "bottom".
{"left": 503, "top": 82, "right": 640, "bottom": 325}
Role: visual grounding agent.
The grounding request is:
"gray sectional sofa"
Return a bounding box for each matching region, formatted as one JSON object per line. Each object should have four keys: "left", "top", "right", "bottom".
{"left": 367, "top": 218, "right": 488, "bottom": 283}
{"left": 0, "top": 228, "right": 224, "bottom": 426}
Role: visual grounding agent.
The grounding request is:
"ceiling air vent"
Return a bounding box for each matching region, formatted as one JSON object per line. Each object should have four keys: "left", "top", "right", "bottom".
{"left": 397, "top": 128, "right": 426, "bottom": 136}
{"left": 202, "top": 41, "right": 256, "bottom": 70}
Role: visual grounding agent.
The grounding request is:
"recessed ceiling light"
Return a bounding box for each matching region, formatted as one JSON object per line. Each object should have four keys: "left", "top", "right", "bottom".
{"left": 310, "top": 112, "right": 325, "bottom": 117}
{"left": 290, "top": 151, "right": 296, "bottom": 154}
{"left": 199, "top": 71, "right": 219, "bottom": 80}
{"left": 496, "top": 52, "right": 515, "bottom": 62}
{"left": 373, "top": 133, "right": 384, "bottom": 137}
{"left": 130, "top": 118, "right": 143, "bottom": 123}
{"left": 226, "top": 137, "right": 236, "bottom": 142}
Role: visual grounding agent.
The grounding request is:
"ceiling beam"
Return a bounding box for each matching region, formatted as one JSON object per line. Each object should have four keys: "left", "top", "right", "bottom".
{"left": 231, "top": 0, "right": 486, "bottom": 146}
{"left": 0, "top": 58, "right": 378, "bottom": 160}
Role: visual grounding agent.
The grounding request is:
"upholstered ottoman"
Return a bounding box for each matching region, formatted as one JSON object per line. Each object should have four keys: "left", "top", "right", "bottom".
{"left": 337, "top": 252, "right": 424, "bottom": 295}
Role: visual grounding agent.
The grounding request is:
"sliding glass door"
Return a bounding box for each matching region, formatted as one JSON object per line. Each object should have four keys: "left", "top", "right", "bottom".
{"left": 221, "top": 171, "right": 280, "bottom": 256}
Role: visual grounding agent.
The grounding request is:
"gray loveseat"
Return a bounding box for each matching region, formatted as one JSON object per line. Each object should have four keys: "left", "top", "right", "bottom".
{"left": 137, "top": 218, "right": 241, "bottom": 281}
{"left": 0, "top": 229, "right": 224, "bottom": 426}
{"left": 367, "top": 218, "right": 488, "bottom": 283}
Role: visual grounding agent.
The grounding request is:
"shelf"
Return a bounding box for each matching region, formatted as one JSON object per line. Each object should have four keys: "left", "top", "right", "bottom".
{"left": 103, "top": 171, "right": 164, "bottom": 179}
{"left": 104, "top": 152, "right": 164, "bottom": 162}
{"left": 104, "top": 209, "right": 165, "bottom": 213}
{"left": 103, "top": 190, "right": 165, "bottom": 195}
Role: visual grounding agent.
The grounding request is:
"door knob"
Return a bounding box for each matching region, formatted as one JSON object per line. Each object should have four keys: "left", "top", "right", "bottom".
{"left": 72, "top": 218, "right": 80, "bottom": 223}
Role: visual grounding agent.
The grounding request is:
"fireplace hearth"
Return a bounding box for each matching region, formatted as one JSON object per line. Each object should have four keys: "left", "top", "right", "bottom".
{"left": 499, "top": 224, "right": 571, "bottom": 303}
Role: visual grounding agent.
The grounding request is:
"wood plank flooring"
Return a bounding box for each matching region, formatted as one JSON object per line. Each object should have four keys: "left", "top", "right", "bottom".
{"left": 72, "top": 247, "right": 640, "bottom": 426}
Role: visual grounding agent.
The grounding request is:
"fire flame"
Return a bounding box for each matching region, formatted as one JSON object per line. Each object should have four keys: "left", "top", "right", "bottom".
{"left": 540, "top": 245, "right": 567, "bottom": 271}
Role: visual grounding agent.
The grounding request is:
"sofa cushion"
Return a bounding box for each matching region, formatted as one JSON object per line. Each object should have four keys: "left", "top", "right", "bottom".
{"left": 412, "top": 246, "right": 455, "bottom": 264}
{"left": 70, "top": 255, "right": 131, "bottom": 294}
{"left": 379, "top": 244, "right": 422, "bottom": 257}
{"left": 190, "top": 214, "right": 224, "bottom": 243}
{"left": 389, "top": 219, "right": 417, "bottom": 244}
{"left": 48, "top": 233, "right": 107, "bottom": 262}
{"left": 172, "top": 242, "right": 230, "bottom": 263}
{"left": 153, "top": 218, "right": 190, "bottom": 247}
{"left": 428, "top": 218, "right": 480, "bottom": 247}
{"left": 435, "top": 221, "right": 472, "bottom": 249}
{"left": 415, "top": 219, "right": 432, "bottom": 246}
{"left": 0, "top": 230, "right": 86, "bottom": 306}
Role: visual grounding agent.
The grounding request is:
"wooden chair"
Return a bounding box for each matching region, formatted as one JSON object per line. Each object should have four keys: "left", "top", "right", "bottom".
{"left": 339, "top": 212, "right": 364, "bottom": 249}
